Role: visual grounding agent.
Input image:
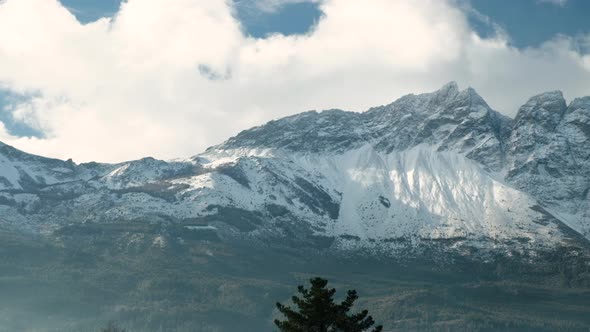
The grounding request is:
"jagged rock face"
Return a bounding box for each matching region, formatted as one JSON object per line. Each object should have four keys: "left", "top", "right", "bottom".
{"left": 219, "top": 82, "right": 511, "bottom": 171}
{"left": 506, "top": 93, "right": 590, "bottom": 236}
{"left": 506, "top": 92, "right": 570, "bottom": 193}
{"left": 363, "top": 83, "right": 512, "bottom": 171}
{"left": 1, "top": 82, "right": 589, "bottom": 254}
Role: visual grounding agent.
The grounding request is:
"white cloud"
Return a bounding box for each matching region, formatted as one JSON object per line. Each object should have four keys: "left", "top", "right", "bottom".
{"left": 537, "top": 0, "right": 568, "bottom": 7}
{"left": 0, "top": 0, "right": 588, "bottom": 162}
{"left": 238, "top": 0, "right": 322, "bottom": 13}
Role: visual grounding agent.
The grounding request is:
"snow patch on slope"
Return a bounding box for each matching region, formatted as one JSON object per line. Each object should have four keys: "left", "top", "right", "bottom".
{"left": 205, "top": 145, "right": 565, "bottom": 248}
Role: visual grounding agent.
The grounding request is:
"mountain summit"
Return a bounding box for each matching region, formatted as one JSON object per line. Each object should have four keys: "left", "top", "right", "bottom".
{"left": 0, "top": 83, "right": 589, "bottom": 254}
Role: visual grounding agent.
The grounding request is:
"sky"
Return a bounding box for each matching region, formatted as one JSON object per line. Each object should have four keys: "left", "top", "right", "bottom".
{"left": 0, "top": 0, "right": 588, "bottom": 162}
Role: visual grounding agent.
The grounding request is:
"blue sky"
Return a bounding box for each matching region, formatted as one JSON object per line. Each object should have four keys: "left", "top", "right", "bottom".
{"left": 56, "top": 0, "right": 590, "bottom": 47}
{"left": 468, "top": 0, "right": 590, "bottom": 49}
{"left": 234, "top": 1, "right": 324, "bottom": 38}
{"left": 58, "top": 0, "right": 121, "bottom": 24}
{"left": 0, "top": 0, "right": 589, "bottom": 161}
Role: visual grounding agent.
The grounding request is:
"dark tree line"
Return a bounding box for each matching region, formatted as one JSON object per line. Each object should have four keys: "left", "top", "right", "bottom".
{"left": 99, "top": 277, "right": 382, "bottom": 332}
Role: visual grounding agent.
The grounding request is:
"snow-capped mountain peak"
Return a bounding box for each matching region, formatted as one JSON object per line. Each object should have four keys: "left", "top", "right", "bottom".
{"left": 514, "top": 90, "right": 567, "bottom": 131}
{"left": 1, "top": 82, "right": 589, "bottom": 255}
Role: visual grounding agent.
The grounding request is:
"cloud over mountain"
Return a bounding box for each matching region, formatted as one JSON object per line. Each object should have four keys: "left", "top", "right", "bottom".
{"left": 0, "top": 0, "right": 588, "bottom": 162}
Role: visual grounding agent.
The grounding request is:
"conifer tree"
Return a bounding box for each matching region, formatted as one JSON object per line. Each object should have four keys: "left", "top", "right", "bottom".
{"left": 100, "top": 321, "right": 126, "bottom": 332}
{"left": 275, "top": 277, "right": 383, "bottom": 332}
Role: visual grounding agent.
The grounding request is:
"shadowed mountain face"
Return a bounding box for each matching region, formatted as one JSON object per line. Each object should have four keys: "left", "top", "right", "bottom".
{"left": 1, "top": 83, "right": 590, "bottom": 331}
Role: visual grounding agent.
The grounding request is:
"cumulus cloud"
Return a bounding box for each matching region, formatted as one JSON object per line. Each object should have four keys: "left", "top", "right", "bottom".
{"left": 537, "top": 0, "right": 568, "bottom": 7}
{"left": 0, "top": 0, "right": 588, "bottom": 162}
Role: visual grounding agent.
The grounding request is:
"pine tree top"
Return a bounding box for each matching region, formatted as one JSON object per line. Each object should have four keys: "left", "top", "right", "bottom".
{"left": 275, "top": 277, "right": 383, "bottom": 332}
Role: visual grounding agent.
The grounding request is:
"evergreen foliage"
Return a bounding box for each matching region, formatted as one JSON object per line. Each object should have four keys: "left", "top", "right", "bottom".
{"left": 275, "top": 277, "right": 383, "bottom": 332}
{"left": 100, "top": 321, "right": 126, "bottom": 332}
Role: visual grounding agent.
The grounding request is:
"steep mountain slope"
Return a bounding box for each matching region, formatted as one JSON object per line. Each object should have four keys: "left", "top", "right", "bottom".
{"left": 0, "top": 82, "right": 588, "bottom": 255}
{"left": 507, "top": 92, "right": 590, "bottom": 238}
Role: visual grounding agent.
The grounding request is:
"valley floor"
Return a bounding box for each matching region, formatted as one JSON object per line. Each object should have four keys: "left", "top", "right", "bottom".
{"left": 1, "top": 225, "right": 590, "bottom": 332}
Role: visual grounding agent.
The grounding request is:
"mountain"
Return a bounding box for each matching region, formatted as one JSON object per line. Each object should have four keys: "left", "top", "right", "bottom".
{"left": 0, "top": 82, "right": 587, "bottom": 252}
{"left": 1, "top": 83, "right": 590, "bottom": 331}
{"left": 506, "top": 92, "right": 590, "bottom": 238}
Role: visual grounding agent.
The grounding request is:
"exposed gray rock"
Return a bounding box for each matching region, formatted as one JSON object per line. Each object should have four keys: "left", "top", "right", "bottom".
{"left": 1, "top": 82, "right": 590, "bottom": 253}
{"left": 506, "top": 91, "right": 590, "bottom": 237}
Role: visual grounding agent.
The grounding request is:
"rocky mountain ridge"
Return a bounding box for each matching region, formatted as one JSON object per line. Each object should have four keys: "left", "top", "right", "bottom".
{"left": 0, "top": 82, "right": 589, "bottom": 256}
